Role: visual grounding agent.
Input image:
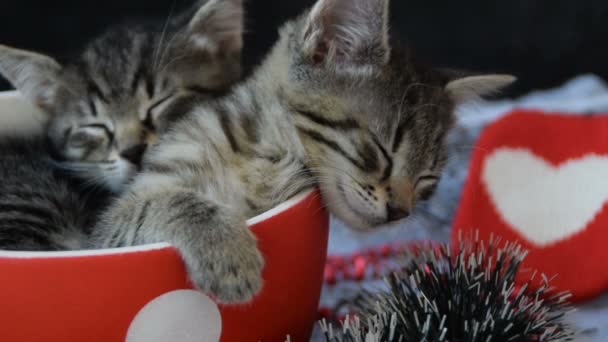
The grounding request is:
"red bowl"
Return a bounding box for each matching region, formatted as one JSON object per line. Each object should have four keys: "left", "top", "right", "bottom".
{"left": 0, "top": 190, "right": 329, "bottom": 342}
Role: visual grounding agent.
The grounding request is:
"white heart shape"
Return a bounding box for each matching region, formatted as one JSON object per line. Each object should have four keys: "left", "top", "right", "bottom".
{"left": 126, "top": 290, "right": 221, "bottom": 342}
{"left": 482, "top": 148, "right": 608, "bottom": 246}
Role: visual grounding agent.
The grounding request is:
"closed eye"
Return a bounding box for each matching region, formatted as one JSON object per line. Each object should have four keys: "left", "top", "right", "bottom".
{"left": 415, "top": 175, "right": 439, "bottom": 188}
{"left": 415, "top": 174, "right": 439, "bottom": 201}
{"left": 81, "top": 123, "right": 114, "bottom": 142}
{"left": 144, "top": 93, "right": 175, "bottom": 129}
{"left": 418, "top": 183, "right": 438, "bottom": 201}
{"left": 69, "top": 124, "right": 113, "bottom": 149}
{"left": 186, "top": 85, "right": 229, "bottom": 98}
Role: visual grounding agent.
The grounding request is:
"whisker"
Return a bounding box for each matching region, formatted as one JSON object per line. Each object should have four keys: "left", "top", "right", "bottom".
{"left": 157, "top": 26, "right": 188, "bottom": 74}
{"left": 153, "top": 0, "right": 178, "bottom": 71}
{"left": 158, "top": 53, "right": 194, "bottom": 76}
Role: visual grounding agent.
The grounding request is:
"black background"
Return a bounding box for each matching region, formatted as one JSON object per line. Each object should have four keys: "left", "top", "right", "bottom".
{"left": 2, "top": 0, "right": 608, "bottom": 97}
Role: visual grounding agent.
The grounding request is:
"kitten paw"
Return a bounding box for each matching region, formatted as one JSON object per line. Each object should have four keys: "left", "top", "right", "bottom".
{"left": 186, "top": 225, "right": 264, "bottom": 304}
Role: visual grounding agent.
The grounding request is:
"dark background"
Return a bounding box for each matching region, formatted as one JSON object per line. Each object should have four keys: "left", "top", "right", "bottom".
{"left": 2, "top": 0, "right": 608, "bottom": 97}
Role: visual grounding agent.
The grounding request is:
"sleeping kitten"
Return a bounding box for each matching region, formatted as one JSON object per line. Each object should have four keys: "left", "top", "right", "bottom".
{"left": 94, "top": 0, "right": 515, "bottom": 303}
{"left": 0, "top": 0, "right": 244, "bottom": 251}
{"left": 0, "top": 0, "right": 243, "bottom": 192}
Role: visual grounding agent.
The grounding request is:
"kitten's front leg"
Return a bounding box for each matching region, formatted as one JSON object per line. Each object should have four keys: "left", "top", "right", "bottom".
{"left": 95, "top": 187, "right": 263, "bottom": 303}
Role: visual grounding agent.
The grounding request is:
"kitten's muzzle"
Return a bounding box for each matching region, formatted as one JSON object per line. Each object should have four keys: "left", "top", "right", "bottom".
{"left": 386, "top": 204, "right": 410, "bottom": 223}
{"left": 120, "top": 144, "right": 147, "bottom": 167}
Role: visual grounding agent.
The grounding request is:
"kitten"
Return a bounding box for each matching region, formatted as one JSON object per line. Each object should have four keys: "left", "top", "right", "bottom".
{"left": 94, "top": 0, "right": 515, "bottom": 303}
{"left": 0, "top": 0, "right": 244, "bottom": 251}
{"left": 0, "top": 0, "right": 243, "bottom": 192}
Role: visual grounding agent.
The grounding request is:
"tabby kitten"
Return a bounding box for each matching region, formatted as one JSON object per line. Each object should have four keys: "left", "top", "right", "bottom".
{"left": 0, "top": 0, "right": 244, "bottom": 251}
{"left": 94, "top": 0, "right": 515, "bottom": 303}
{"left": 0, "top": 0, "right": 243, "bottom": 192}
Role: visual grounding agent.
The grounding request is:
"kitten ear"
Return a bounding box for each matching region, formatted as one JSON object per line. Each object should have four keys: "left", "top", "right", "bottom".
{"left": 0, "top": 45, "right": 64, "bottom": 111}
{"left": 445, "top": 74, "right": 517, "bottom": 103}
{"left": 187, "top": 0, "right": 244, "bottom": 55}
{"left": 301, "top": 0, "right": 391, "bottom": 67}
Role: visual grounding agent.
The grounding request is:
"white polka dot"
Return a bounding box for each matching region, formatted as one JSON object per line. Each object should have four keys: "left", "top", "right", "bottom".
{"left": 126, "top": 290, "right": 221, "bottom": 342}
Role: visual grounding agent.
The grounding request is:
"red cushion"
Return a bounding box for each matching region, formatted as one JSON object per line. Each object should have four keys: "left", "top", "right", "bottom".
{"left": 452, "top": 110, "right": 608, "bottom": 302}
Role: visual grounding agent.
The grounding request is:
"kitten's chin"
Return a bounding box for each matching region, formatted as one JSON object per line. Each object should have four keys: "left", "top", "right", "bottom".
{"left": 102, "top": 160, "right": 137, "bottom": 194}
{"left": 103, "top": 178, "right": 128, "bottom": 194}
{"left": 335, "top": 211, "right": 378, "bottom": 232}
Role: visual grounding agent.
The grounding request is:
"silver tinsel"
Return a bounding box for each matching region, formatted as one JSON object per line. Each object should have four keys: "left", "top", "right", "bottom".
{"left": 321, "top": 235, "right": 575, "bottom": 342}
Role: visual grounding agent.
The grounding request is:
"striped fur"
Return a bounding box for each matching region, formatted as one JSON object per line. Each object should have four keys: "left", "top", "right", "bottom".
{"left": 94, "top": 0, "right": 515, "bottom": 303}
{"left": 0, "top": 0, "right": 244, "bottom": 251}
{"left": 0, "top": 0, "right": 244, "bottom": 193}
{"left": 0, "top": 137, "right": 110, "bottom": 250}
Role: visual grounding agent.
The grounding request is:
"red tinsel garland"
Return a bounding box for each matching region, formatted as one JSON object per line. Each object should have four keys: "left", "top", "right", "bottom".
{"left": 318, "top": 241, "right": 442, "bottom": 321}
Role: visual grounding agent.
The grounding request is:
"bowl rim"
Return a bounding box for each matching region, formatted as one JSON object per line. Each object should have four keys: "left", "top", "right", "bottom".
{"left": 0, "top": 91, "right": 319, "bottom": 259}
{"left": 0, "top": 190, "right": 317, "bottom": 259}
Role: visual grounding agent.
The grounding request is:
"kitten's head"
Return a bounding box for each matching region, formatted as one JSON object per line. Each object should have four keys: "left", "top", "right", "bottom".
{"left": 275, "top": 0, "right": 515, "bottom": 230}
{"left": 0, "top": 0, "right": 243, "bottom": 192}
